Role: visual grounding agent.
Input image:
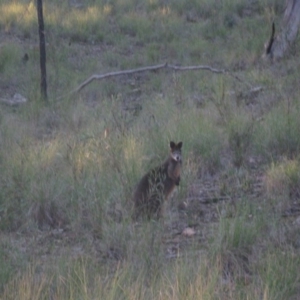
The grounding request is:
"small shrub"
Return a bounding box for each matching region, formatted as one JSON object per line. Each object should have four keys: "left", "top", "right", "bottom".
{"left": 214, "top": 200, "right": 263, "bottom": 252}
{"left": 171, "top": 0, "right": 214, "bottom": 19}
{"left": 264, "top": 158, "right": 300, "bottom": 200}
{"left": 259, "top": 249, "right": 300, "bottom": 300}
{"left": 118, "top": 13, "right": 152, "bottom": 39}
{"left": 227, "top": 116, "right": 255, "bottom": 168}
{"left": 212, "top": 78, "right": 256, "bottom": 168}
{"left": 255, "top": 101, "right": 300, "bottom": 159}
{"left": 0, "top": 44, "right": 20, "bottom": 74}
{"left": 0, "top": 247, "right": 21, "bottom": 292}
{"left": 0, "top": 141, "right": 30, "bottom": 231}
{"left": 210, "top": 199, "right": 267, "bottom": 288}
{"left": 2, "top": 265, "right": 50, "bottom": 300}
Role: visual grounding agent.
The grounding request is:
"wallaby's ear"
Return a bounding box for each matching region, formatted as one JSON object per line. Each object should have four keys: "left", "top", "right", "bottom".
{"left": 177, "top": 142, "right": 183, "bottom": 149}
{"left": 170, "top": 141, "right": 175, "bottom": 149}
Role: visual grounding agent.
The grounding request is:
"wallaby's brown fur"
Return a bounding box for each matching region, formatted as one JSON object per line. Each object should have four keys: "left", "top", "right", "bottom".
{"left": 133, "top": 141, "right": 183, "bottom": 220}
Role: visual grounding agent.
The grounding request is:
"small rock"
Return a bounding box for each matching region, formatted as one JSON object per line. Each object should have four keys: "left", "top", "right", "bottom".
{"left": 12, "top": 93, "right": 27, "bottom": 105}
{"left": 182, "top": 227, "right": 196, "bottom": 237}
{"left": 177, "top": 201, "right": 187, "bottom": 211}
{"left": 0, "top": 93, "right": 27, "bottom": 106}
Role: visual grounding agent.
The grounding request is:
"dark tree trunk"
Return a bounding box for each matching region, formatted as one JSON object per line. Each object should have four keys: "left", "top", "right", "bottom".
{"left": 37, "top": 0, "right": 48, "bottom": 100}
{"left": 265, "top": 0, "right": 300, "bottom": 60}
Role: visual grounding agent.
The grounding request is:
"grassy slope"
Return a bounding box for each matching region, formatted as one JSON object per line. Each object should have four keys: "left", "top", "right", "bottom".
{"left": 1, "top": 0, "right": 300, "bottom": 299}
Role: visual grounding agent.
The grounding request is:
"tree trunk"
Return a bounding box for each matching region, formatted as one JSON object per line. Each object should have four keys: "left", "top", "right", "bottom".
{"left": 37, "top": 0, "right": 48, "bottom": 100}
{"left": 265, "top": 0, "right": 300, "bottom": 60}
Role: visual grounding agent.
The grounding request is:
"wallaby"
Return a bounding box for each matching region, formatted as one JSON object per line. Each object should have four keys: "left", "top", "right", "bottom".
{"left": 133, "top": 141, "right": 183, "bottom": 220}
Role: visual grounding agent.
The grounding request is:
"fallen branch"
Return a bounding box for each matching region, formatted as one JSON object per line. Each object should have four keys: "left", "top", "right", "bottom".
{"left": 72, "top": 63, "right": 167, "bottom": 94}
{"left": 62, "top": 62, "right": 250, "bottom": 98}
{"left": 168, "top": 63, "right": 225, "bottom": 73}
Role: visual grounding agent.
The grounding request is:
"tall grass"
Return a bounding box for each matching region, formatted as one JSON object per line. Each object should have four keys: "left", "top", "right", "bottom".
{"left": 254, "top": 99, "right": 300, "bottom": 159}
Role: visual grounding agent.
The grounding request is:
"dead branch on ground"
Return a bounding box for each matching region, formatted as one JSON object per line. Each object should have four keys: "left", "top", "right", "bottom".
{"left": 62, "top": 62, "right": 251, "bottom": 99}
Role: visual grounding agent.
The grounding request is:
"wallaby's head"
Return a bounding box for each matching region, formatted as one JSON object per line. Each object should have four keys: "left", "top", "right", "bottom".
{"left": 169, "top": 141, "right": 183, "bottom": 162}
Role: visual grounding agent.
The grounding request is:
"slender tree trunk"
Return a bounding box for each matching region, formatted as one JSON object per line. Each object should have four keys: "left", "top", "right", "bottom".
{"left": 265, "top": 0, "right": 300, "bottom": 60}
{"left": 37, "top": 0, "right": 48, "bottom": 100}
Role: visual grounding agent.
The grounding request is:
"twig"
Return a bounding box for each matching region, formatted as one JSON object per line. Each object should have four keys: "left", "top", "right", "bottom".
{"left": 61, "top": 62, "right": 250, "bottom": 99}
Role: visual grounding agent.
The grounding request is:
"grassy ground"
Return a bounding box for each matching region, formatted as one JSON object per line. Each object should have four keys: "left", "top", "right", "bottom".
{"left": 1, "top": 0, "right": 300, "bottom": 299}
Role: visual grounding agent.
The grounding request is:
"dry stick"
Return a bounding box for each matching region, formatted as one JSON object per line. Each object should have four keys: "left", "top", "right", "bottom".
{"left": 168, "top": 64, "right": 225, "bottom": 73}
{"left": 71, "top": 63, "right": 167, "bottom": 95}
{"left": 64, "top": 62, "right": 250, "bottom": 98}
{"left": 168, "top": 64, "right": 250, "bottom": 87}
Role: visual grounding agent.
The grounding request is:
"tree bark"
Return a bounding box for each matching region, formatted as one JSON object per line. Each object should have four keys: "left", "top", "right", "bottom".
{"left": 37, "top": 0, "right": 48, "bottom": 100}
{"left": 265, "top": 0, "right": 300, "bottom": 60}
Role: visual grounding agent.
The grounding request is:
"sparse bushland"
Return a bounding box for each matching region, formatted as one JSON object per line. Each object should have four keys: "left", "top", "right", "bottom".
{"left": 1, "top": 0, "right": 300, "bottom": 299}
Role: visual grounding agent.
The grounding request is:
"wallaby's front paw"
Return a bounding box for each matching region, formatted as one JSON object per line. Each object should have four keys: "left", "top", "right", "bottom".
{"left": 175, "top": 176, "right": 180, "bottom": 186}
